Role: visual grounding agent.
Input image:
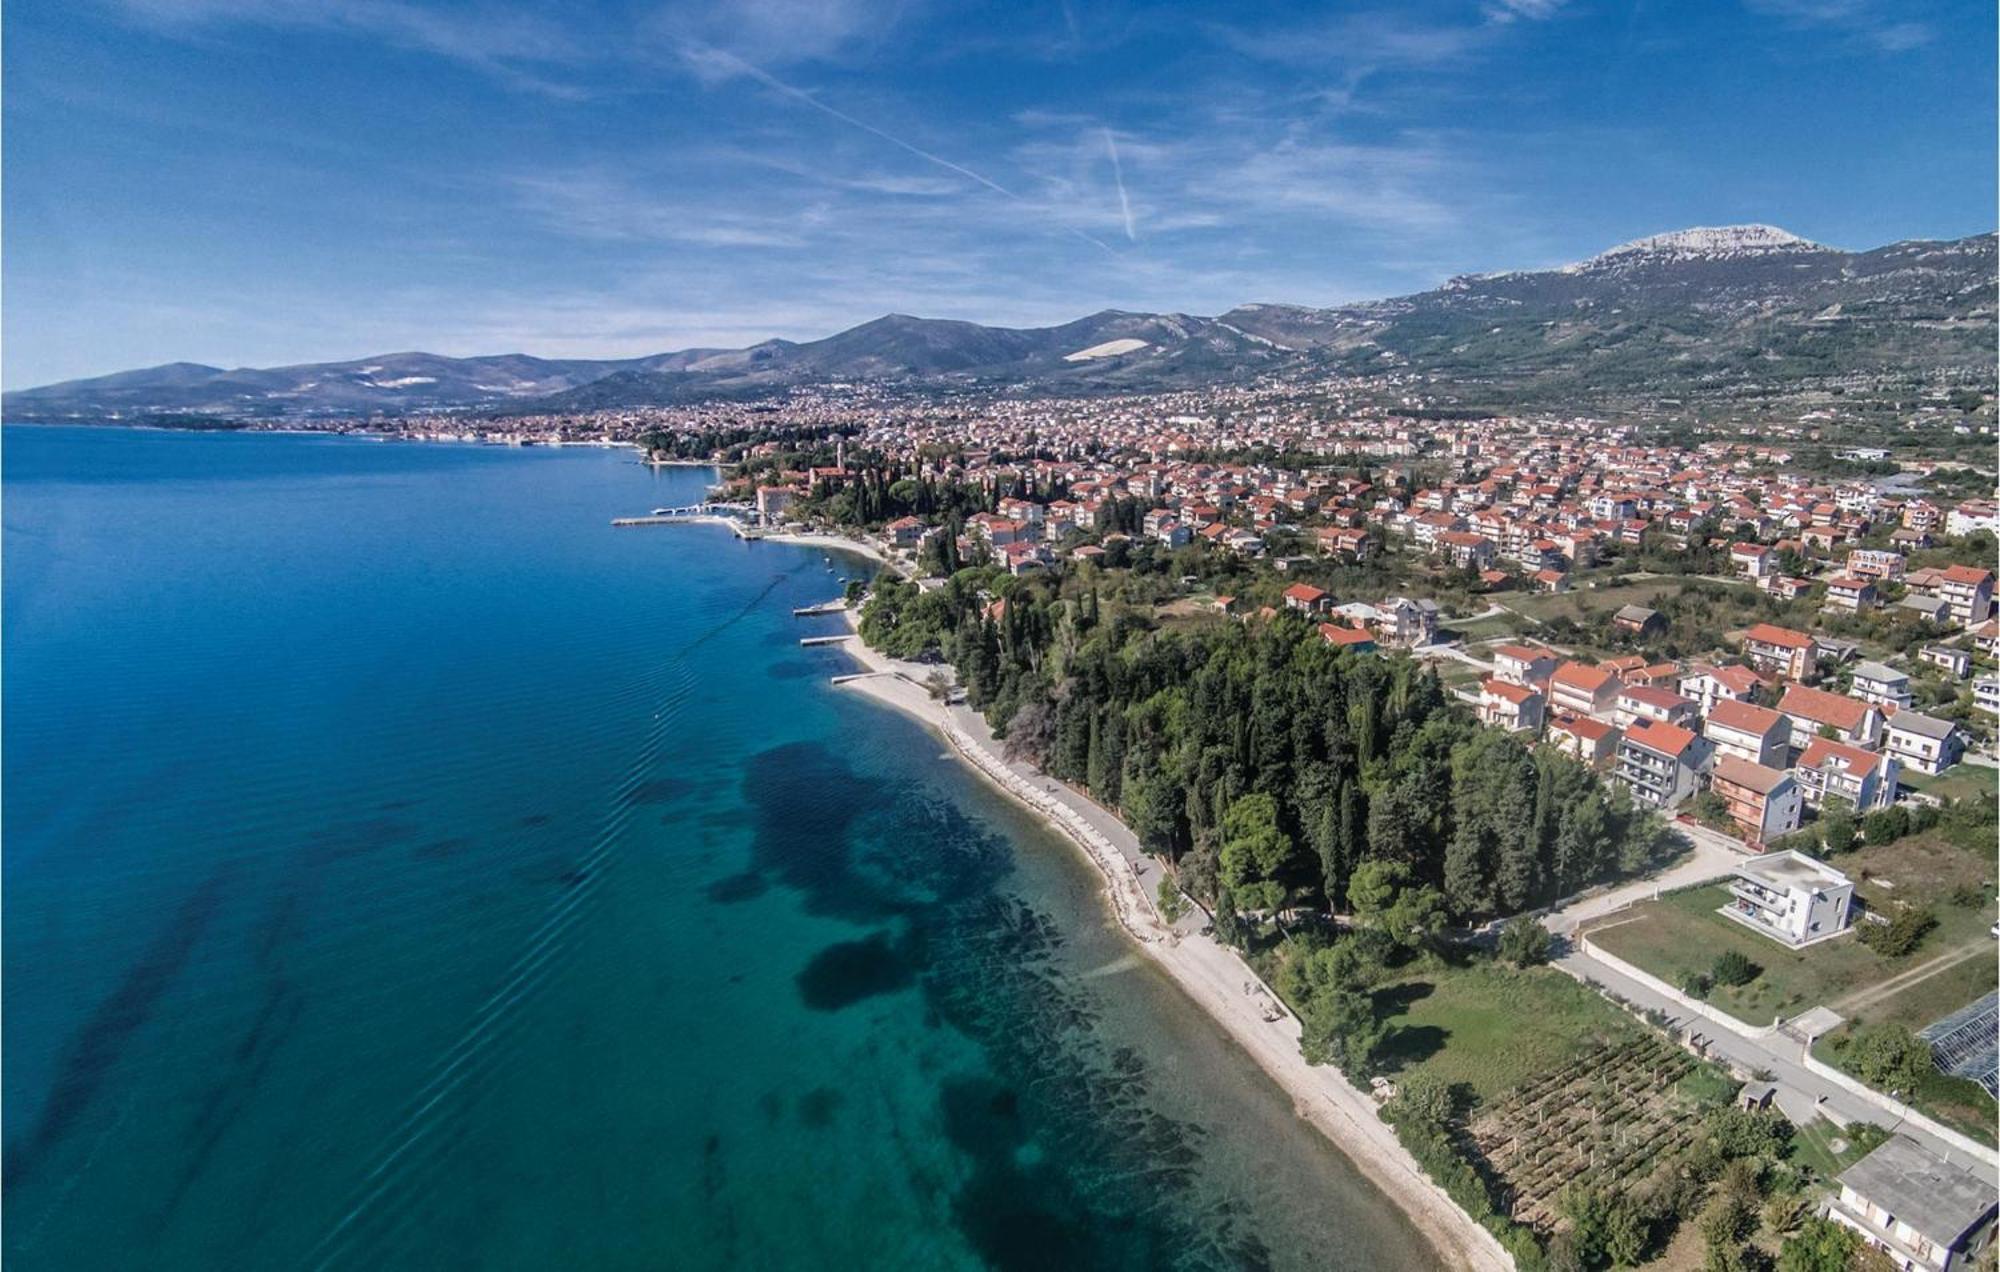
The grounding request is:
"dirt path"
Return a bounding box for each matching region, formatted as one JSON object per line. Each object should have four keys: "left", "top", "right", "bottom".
{"left": 1829, "top": 940, "right": 1991, "bottom": 1017}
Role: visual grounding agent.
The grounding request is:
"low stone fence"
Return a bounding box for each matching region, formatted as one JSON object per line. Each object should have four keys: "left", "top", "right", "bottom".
{"left": 1576, "top": 933, "right": 1776, "bottom": 1039}
{"left": 1796, "top": 1049, "right": 2000, "bottom": 1169}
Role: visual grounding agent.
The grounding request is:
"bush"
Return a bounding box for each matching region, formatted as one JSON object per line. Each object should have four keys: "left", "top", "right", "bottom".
{"left": 1679, "top": 969, "right": 1713, "bottom": 999}
{"left": 1855, "top": 905, "right": 1936, "bottom": 958}
{"left": 1860, "top": 805, "right": 1907, "bottom": 845}
{"left": 1711, "top": 949, "right": 1760, "bottom": 988}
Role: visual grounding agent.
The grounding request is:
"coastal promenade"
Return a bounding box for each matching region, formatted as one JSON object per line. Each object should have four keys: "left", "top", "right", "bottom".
{"left": 828, "top": 608, "right": 1513, "bottom": 1272}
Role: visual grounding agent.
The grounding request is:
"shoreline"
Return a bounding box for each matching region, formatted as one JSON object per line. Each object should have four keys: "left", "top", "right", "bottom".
{"left": 828, "top": 606, "right": 1512, "bottom": 1272}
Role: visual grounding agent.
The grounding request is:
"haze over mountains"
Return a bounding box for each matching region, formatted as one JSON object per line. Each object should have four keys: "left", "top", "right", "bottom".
{"left": 7, "top": 226, "right": 1993, "bottom": 422}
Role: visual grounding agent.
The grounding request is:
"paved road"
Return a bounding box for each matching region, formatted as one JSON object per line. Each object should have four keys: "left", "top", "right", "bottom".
{"left": 1554, "top": 936, "right": 1989, "bottom": 1170}
{"left": 1543, "top": 825, "right": 1744, "bottom": 935}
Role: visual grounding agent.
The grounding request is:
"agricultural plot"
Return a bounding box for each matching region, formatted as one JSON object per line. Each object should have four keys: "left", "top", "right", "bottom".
{"left": 1463, "top": 1034, "right": 1713, "bottom": 1232}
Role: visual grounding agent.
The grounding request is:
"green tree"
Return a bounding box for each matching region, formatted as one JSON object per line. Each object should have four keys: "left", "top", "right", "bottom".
{"left": 1777, "top": 1218, "right": 1859, "bottom": 1272}
{"left": 1818, "top": 797, "right": 1856, "bottom": 856}
{"left": 1844, "top": 1023, "right": 1936, "bottom": 1093}
{"left": 1220, "top": 792, "right": 1295, "bottom": 912}
{"left": 1498, "top": 915, "right": 1553, "bottom": 968}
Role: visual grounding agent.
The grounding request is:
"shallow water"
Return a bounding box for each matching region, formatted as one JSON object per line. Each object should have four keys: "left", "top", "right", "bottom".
{"left": 2, "top": 426, "right": 1429, "bottom": 1270}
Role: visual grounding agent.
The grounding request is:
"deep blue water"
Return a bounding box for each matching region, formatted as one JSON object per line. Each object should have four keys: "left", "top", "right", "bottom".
{"left": 2, "top": 426, "right": 1424, "bottom": 1270}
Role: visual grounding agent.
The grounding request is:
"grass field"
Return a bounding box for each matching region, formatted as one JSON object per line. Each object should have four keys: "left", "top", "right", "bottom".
{"left": 1787, "top": 1117, "right": 1889, "bottom": 1180}
{"left": 1373, "top": 959, "right": 1638, "bottom": 1105}
{"left": 1898, "top": 763, "right": 1999, "bottom": 805}
{"left": 1507, "top": 577, "right": 1719, "bottom": 625}
{"left": 1590, "top": 834, "right": 1998, "bottom": 1027}
{"left": 1439, "top": 613, "right": 1526, "bottom": 641}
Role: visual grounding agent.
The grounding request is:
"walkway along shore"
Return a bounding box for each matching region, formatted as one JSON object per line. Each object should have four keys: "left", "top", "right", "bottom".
{"left": 828, "top": 606, "right": 1514, "bottom": 1272}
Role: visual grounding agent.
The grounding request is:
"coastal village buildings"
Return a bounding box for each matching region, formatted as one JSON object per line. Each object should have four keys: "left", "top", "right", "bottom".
{"left": 1478, "top": 678, "right": 1546, "bottom": 734}
{"left": 1778, "top": 684, "right": 1882, "bottom": 750}
{"left": 598, "top": 381, "right": 1992, "bottom": 886}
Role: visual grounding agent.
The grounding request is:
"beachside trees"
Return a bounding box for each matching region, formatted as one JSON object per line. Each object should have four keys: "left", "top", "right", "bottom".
{"left": 858, "top": 567, "right": 1663, "bottom": 926}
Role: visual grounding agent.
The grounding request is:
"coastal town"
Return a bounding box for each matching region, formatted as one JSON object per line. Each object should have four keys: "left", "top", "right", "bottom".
{"left": 570, "top": 379, "right": 1999, "bottom": 1272}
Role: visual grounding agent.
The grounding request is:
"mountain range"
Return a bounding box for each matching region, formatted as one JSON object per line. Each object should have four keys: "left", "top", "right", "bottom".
{"left": 7, "top": 226, "right": 1992, "bottom": 422}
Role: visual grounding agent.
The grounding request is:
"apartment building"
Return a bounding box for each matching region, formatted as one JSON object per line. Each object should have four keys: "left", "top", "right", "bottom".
{"left": 1678, "top": 664, "right": 1771, "bottom": 717}
{"left": 1613, "top": 684, "right": 1698, "bottom": 731}
{"left": 1704, "top": 699, "right": 1791, "bottom": 767}
{"left": 1934, "top": 565, "right": 1996, "bottom": 628}
{"left": 1847, "top": 662, "right": 1913, "bottom": 710}
{"left": 1547, "top": 713, "right": 1620, "bottom": 768}
{"left": 1881, "top": 709, "right": 1963, "bottom": 778}
{"left": 1823, "top": 575, "right": 1878, "bottom": 615}
{"left": 1828, "top": 1136, "right": 1998, "bottom": 1272}
{"left": 1549, "top": 661, "right": 1623, "bottom": 718}
{"left": 1479, "top": 678, "right": 1546, "bottom": 734}
{"left": 1792, "top": 737, "right": 1898, "bottom": 811}
{"left": 1778, "top": 684, "right": 1882, "bottom": 750}
{"left": 1725, "top": 850, "right": 1853, "bottom": 947}
{"left": 1492, "top": 643, "right": 1558, "bottom": 688}
{"left": 1709, "top": 757, "right": 1803, "bottom": 843}
{"left": 1742, "top": 623, "right": 1817, "bottom": 680}
{"left": 1616, "top": 719, "right": 1709, "bottom": 809}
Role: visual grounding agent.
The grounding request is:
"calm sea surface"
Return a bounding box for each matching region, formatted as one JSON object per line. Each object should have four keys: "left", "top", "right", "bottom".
{"left": 2, "top": 426, "right": 1425, "bottom": 1270}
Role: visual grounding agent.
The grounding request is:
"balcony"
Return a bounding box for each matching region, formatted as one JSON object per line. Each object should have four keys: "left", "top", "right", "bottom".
{"left": 1730, "top": 878, "right": 1792, "bottom": 911}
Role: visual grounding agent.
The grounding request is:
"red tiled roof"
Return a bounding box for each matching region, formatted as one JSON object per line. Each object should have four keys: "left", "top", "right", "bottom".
{"left": 1625, "top": 718, "right": 1698, "bottom": 759}
{"left": 1552, "top": 713, "right": 1617, "bottom": 741}
{"left": 1482, "top": 678, "right": 1539, "bottom": 705}
{"left": 1744, "top": 623, "right": 1813, "bottom": 650}
{"left": 1707, "top": 699, "right": 1784, "bottom": 735}
{"left": 1778, "top": 684, "right": 1872, "bottom": 731}
{"left": 1795, "top": 736, "right": 1882, "bottom": 775}
{"left": 1551, "top": 661, "right": 1618, "bottom": 692}
{"left": 1712, "top": 756, "right": 1789, "bottom": 796}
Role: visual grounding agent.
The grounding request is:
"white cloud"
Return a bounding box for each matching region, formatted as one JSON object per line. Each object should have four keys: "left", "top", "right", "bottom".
{"left": 1743, "top": 0, "right": 1934, "bottom": 51}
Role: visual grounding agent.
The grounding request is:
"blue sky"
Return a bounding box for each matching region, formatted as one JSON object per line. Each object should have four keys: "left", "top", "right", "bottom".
{"left": 5, "top": 0, "right": 1994, "bottom": 386}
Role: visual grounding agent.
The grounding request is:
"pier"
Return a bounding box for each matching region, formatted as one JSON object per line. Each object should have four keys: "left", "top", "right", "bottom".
{"left": 610, "top": 502, "right": 749, "bottom": 527}
{"left": 800, "top": 634, "right": 854, "bottom": 647}
{"left": 792, "top": 600, "right": 848, "bottom": 617}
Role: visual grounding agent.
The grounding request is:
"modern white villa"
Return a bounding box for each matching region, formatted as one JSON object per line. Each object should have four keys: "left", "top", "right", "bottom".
{"left": 1724, "top": 850, "right": 1854, "bottom": 947}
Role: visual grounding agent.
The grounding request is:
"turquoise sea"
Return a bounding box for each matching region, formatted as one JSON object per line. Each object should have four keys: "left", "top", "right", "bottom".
{"left": 2, "top": 426, "right": 1425, "bottom": 1270}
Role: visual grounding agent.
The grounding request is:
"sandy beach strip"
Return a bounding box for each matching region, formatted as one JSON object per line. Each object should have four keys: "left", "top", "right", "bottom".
{"left": 828, "top": 606, "right": 1513, "bottom": 1272}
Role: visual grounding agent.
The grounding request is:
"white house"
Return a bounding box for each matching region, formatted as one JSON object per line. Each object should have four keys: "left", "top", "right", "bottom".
{"left": 1827, "top": 1135, "right": 1998, "bottom": 1272}
{"left": 1882, "top": 709, "right": 1964, "bottom": 778}
{"left": 1724, "top": 850, "right": 1853, "bottom": 947}
{"left": 1848, "top": 661, "right": 1913, "bottom": 710}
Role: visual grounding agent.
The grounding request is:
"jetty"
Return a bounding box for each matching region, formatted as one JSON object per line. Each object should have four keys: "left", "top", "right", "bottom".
{"left": 800, "top": 634, "right": 854, "bottom": 647}
{"left": 611, "top": 502, "right": 749, "bottom": 527}
{"left": 792, "top": 600, "right": 847, "bottom": 617}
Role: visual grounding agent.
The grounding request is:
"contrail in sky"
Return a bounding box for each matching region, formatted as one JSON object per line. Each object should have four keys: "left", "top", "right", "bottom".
{"left": 688, "top": 43, "right": 1115, "bottom": 254}
{"left": 1103, "top": 128, "right": 1135, "bottom": 241}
